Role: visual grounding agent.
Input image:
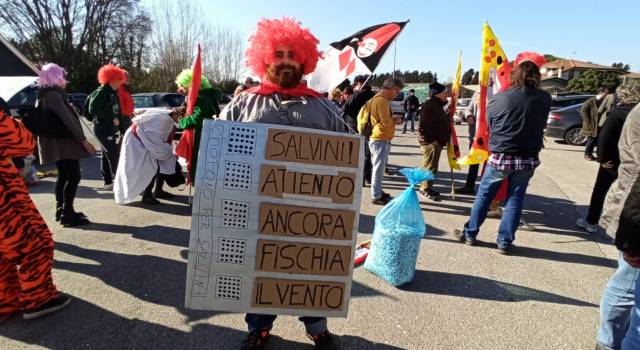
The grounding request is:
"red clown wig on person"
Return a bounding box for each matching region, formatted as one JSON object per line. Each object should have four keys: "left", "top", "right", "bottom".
{"left": 97, "top": 64, "right": 127, "bottom": 85}
{"left": 245, "top": 17, "right": 321, "bottom": 78}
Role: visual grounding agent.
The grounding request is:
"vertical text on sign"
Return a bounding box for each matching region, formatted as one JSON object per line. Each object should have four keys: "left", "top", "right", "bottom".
{"left": 259, "top": 165, "right": 356, "bottom": 204}
{"left": 265, "top": 129, "right": 360, "bottom": 168}
{"left": 191, "top": 124, "right": 224, "bottom": 297}
{"left": 252, "top": 278, "right": 345, "bottom": 311}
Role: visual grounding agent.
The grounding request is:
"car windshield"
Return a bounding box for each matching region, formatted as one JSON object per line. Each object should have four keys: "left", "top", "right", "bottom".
{"left": 457, "top": 99, "right": 470, "bottom": 107}
{"left": 8, "top": 86, "right": 37, "bottom": 106}
{"left": 163, "top": 94, "right": 185, "bottom": 107}
{"left": 551, "top": 96, "right": 591, "bottom": 109}
{"left": 133, "top": 96, "right": 154, "bottom": 108}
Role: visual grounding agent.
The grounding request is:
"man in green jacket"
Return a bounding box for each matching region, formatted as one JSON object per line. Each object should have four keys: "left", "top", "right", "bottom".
{"left": 87, "top": 64, "right": 127, "bottom": 190}
{"left": 175, "top": 69, "right": 222, "bottom": 182}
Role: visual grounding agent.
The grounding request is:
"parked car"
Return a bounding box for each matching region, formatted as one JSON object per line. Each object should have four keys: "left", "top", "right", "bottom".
{"left": 5, "top": 83, "right": 37, "bottom": 118}
{"left": 132, "top": 93, "right": 185, "bottom": 113}
{"left": 453, "top": 98, "right": 471, "bottom": 124}
{"left": 545, "top": 103, "right": 587, "bottom": 145}
{"left": 67, "top": 93, "right": 88, "bottom": 115}
{"left": 389, "top": 91, "right": 405, "bottom": 116}
{"left": 550, "top": 94, "right": 593, "bottom": 111}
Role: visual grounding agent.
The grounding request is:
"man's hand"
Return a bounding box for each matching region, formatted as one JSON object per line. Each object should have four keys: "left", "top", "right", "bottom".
{"left": 113, "top": 118, "right": 120, "bottom": 127}
{"left": 623, "top": 252, "right": 640, "bottom": 268}
{"left": 431, "top": 140, "right": 440, "bottom": 147}
{"left": 601, "top": 161, "right": 614, "bottom": 169}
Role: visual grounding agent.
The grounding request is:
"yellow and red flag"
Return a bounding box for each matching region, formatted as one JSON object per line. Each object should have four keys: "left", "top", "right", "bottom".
{"left": 447, "top": 51, "right": 462, "bottom": 170}
{"left": 458, "top": 22, "right": 512, "bottom": 165}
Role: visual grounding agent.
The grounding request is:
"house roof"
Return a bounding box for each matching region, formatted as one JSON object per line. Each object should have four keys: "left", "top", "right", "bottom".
{"left": 541, "top": 59, "right": 623, "bottom": 72}
{"left": 623, "top": 72, "right": 640, "bottom": 79}
{"left": 0, "top": 33, "right": 38, "bottom": 76}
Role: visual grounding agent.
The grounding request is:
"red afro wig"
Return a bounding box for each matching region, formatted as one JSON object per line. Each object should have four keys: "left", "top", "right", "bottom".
{"left": 514, "top": 52, "right": 547, "bottom": 68}
{"left": 245, "top": 17, "right": 321, "bottom": 78}
{"left": 98, "top": 64, "right": 127, "bottom": 85}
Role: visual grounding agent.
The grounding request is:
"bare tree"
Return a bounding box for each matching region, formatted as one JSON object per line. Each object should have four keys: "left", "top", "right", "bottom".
{"left": 0, "top": 0, "right": 151, "bottom": 91}
{"left": 146, "top": 0, "right": 244, "bottom": 90}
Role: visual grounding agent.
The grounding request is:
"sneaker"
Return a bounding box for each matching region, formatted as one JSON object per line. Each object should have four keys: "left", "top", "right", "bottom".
{"left": 453, "top": 229, "right": 475, "bottom": 246}
{"left": 420, "top": 189, "right": 441, "bottom": 201}
{"left": 518, "top": 219, "right": 536, "bottom": 231}
{"left": 101, "top": 183, "right": 113, "bottom": 191}
{"left": 576, "top": 217, "right": 598, "bottom": 233}
{"left": 371, "top": 195, "right": 392, "bottom": 205}
{"left": 455, "top": 186, "right": 475, "bottom": 195}
{"left": 54, "top": 206, "right": 62, "bottom": 222}
{"left": 308, "top": 331, "right": 340, "bottom": 350}
{"left": 240, "top": 329, "right": 271, "bottom": 350}
{"left": 60, "top": 212, "right": 90, "bottom": 227}
{"left": 154, "top": 189, "right": 175, "bottom": 199}
{"left": 497, "top": 244, "right": 513, "bottom": 255}
{"left": 23, "top": 294, "right": 71, "bottom": 320}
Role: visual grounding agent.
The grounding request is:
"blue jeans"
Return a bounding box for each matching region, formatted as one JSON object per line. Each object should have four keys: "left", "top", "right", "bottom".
{"left": 403, "top": 111, "right": 416, "bottom": 133}
{"left": 597, "top": 253, "right": 640, "bottom": 350}
{"left": 462, "top": 165, "right": 534, "bottom": 247}
{"left": 245, "top": 313, "right": 327, "bottom": 335}
{"left": 369, "top": 140, "right": 391, "bottom": 199}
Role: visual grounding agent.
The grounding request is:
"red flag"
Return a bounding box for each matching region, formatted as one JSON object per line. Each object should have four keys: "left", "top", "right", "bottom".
{"left": 175, "top": 44, "right": 202, "bottom": 183}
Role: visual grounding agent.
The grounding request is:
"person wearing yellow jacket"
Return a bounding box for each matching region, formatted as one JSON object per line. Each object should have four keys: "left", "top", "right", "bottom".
{"left": 367, "top": 78, "right": 404, "bottom": 205}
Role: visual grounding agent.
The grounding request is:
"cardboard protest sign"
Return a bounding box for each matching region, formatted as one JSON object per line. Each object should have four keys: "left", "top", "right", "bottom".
{"left": 185, "top": 120, "right": 364, "bottom": 317}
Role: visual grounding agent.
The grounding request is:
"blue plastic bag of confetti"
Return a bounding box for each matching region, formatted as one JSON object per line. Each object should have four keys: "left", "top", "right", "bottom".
{"left": 364, "top": 167, "right": 434, "bottom": 286}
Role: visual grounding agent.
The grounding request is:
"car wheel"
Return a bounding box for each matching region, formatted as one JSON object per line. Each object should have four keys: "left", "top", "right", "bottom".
{"left": 564, "top": 127, "right": 587, "bottom": 146}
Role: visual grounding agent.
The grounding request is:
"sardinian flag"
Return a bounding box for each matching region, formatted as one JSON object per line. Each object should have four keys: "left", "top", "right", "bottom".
{"left": 308, "top": 21, "right": 408, "bottom": 92}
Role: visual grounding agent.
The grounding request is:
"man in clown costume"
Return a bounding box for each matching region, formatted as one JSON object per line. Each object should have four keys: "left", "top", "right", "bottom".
{"left": 219, "top": 17, "right": 346, "bottom": 350}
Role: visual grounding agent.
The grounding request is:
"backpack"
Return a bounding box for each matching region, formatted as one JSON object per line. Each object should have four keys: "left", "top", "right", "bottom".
{"left": 357, "top": 96, "right": 381, "bottom": 138}
{"left": 83, "top": 89, "right": 100, "bottom": 121}
{"left": 22, "top": 90, "right": 72, "bottom": 138}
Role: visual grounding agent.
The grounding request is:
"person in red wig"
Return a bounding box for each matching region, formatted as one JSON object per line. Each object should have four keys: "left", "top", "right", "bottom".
{"left": 86, "top": 64, "right": 127, "bottom": 190}
{"left": 219, "top": 17, "right": 346, "bottom": 350}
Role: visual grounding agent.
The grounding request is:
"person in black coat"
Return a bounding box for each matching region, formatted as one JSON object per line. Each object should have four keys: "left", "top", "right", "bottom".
{"left": 342, "top": 75, "right": 375, "bottom": 184}
{"left": 577, "top": 100, "right": 636, "bottom": 233}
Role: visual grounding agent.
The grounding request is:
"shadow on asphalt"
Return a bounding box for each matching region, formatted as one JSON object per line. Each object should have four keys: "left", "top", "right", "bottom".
{"left": 401, "top": 270, "right": 597, "bottom": 308}
{"left": 76, "top": 223, "right": 191, "bottom": 247}
{"left": 0, "top": 296, "right": 310, "bottom": 349}
{"left": 52, "top": 242, "right": 389, "bottom": 314}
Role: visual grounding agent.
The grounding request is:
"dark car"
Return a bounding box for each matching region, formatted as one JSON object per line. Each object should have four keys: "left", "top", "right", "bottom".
{"left": 550, "top": 94, "right": 593, "bottom": 111}
{"left": 67, "top": 93, "right": 88, "bottom": 115}
{"left": 132, "top": 93, "right": 185, "bottom": 111}
{"left": 6, "top": 83, "right": 37, "bottom": 118}
{"left": 545, "top": 103, "right": 587, "bottom": 146}
{"left": 6, "top": 83, "right": 88, "bottom": 118}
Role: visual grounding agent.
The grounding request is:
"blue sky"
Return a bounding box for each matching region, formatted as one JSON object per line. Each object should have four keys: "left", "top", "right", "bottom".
{"left": 147, "top": 0, "right": 640, "bottom": 81}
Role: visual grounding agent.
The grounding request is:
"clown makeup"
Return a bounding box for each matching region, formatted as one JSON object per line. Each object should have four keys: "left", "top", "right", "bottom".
{"left": 265, "top": 44, "right": 304, "bottom": 89}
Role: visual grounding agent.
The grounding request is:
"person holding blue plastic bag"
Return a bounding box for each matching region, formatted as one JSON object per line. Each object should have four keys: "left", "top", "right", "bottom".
{"left": 365, "top": 168, "right": 434, "bottom": 286}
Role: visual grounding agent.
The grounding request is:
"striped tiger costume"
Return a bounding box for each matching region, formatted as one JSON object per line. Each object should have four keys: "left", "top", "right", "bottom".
{"left": 0, "top": 111, "right": 59, "bottom": 320}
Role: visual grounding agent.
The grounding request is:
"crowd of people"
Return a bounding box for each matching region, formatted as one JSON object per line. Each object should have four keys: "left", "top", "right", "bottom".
{"left": 0, "top": 16, "right": 639, "bottom": 350}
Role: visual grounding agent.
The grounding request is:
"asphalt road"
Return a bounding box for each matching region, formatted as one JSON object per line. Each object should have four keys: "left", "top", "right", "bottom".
{"left": 0, "top": 124, "right": 616, "bottom": 350}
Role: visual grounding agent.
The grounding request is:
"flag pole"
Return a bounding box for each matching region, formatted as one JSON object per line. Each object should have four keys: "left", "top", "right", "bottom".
{"left": 360, "top": 20, "right": 410, "bottom": 87}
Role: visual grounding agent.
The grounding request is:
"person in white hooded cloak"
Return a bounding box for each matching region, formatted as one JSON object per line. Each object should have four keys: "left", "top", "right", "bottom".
{"left": 114, "top": 108, "right": 177, "bottom": 204}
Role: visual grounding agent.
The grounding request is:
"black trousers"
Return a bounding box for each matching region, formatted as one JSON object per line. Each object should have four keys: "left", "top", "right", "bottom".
{"left": 585, "top": 136, "right": 598, "bottom": 156}
{"left": 95, "top": 127, "right": 120, "bottom": 185}
{"left": 463, "top": 141, "right": 479, "bottom": 189}
{"left": 55, "top": 159, "right": 81, "bottom": 211}
{"left": 586, "top": 167, "right": 618, "bottom": 224}
{"left": 363, "top": 139, "right": 372, "bottom": 182}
